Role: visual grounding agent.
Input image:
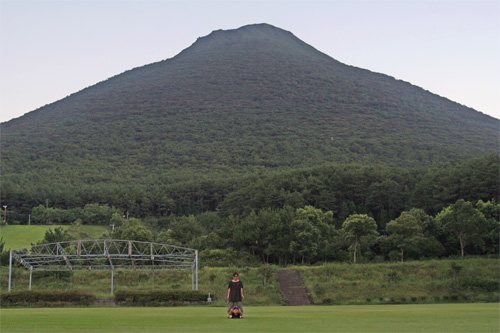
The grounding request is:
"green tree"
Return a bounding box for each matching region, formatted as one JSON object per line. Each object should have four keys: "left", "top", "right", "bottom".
{"left": 475, "top": 199, "right": 500, "bottom": 221}
{"left": 110, "top": 212, "right": 124, "bottom": 228}
{"left": 0, "top": 236, "right": 9, "bottom": 266}
{"left": 156, "top": 229, "right": 178, "bottom": 246}
{"left": 406, "top": 208, "right": 445, "bottom": 258}
{"left": 437, "top": 200, "right": 488, "bottom": 257}
{"left": 385, "top": 212, "right": 425, "bottom": 262}
{"left": 235, "top": 209, "right": 277, "bottom": 263}
{"left": 294, "top": 206, "right": 335, "bottom": 262}
{"left": 40, "top": 226, "right": 69, "bottom": 244}
{"left": 81, "top": 204, "right": 118, "bottom": 225}
{"left": 342, "top": 214, "right": 378, "bottom": 263}
{"left": 66, "top": 220, "right": 91, "bottom": 240}
{"left": 31, "top": 205, "right": 57, "bottom": 225}
{"left": 269, "top": 206, "right": 295, "bottom": 265}
{"left": 289, "top": 218, "right": 319, "bottom": 264}
{"left": 366, "top": 179, "right": 402, "bottom": 228}
{"left": 114, "top": 218, "right": 153, "bottom": 242}
{"left": 163, "top": 215, "right": 205, "bottom": 247}
{"left": 475, "top": 200, "right": 500, "bottom": 255}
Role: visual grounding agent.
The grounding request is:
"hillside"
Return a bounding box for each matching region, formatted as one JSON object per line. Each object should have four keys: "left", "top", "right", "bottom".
{"left": 0, "top": 225, "right": 108, "bottom": 249}
{"left": 1, "top": 259, "right": 498, "bottom": 305}
{"left": 1, "top": 24, "right": 498, "bottom": 218}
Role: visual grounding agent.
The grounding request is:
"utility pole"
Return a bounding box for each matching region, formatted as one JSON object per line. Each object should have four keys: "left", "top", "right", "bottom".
{"left": 2, "top": 206, "right": 7, "bottom": 225}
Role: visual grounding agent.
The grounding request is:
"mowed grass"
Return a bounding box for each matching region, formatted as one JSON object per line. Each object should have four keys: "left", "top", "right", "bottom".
{"left": 1, "top": 304, "right": 498, "bottom": 332}
{"left": 0, "top": 225, "right": 107, "bottom": 249}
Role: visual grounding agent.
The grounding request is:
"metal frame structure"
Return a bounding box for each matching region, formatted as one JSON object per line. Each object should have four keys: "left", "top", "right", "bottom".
{"left": 8, "top": 240, "right": 198, "bottom": 293}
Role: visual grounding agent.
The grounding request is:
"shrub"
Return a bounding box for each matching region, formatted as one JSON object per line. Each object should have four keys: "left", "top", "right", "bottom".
{"left": 34, "top": 271, "right": 72, "bottom": 281}
{"left": 460, "top": 278, "right": 498, "bottom": 292}
{"left": 1, "top": 290, "right": 94, "bottom": 307}
{"left": 114, "top": 290, "right": 207, "bottom": 306}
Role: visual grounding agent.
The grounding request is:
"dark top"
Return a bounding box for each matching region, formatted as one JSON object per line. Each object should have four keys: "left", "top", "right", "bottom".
{"left": 228, "top": 280, "right": 244, "bottom": 302}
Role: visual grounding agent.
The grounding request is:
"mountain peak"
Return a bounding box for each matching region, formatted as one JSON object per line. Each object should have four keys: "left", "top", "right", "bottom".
{"left": 177, "top": 23, "right": 315, "bottom": 60}
{"left": 209, "top": 23, "right": 293, "bottom": 38}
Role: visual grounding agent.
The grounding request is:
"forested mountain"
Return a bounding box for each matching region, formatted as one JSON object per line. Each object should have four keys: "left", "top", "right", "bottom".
{"left": 1, "top": 24, "right": 498, "bottom": 220}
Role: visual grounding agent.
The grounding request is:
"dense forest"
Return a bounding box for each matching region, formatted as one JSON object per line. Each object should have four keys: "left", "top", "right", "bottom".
{"left": 3, "top": 154, "right": 498, "bottom": 265}
{"left": 3, "top": 154, "right": 498, "bottom": 226}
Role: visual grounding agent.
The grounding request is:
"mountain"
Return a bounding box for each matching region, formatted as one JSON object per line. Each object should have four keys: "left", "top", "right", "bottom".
{"left": 1, "top": 23, "right": 498, "bottom": 217}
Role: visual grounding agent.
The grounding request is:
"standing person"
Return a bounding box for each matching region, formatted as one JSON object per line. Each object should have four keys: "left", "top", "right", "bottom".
{"left": 227, "top": 272, "right": 244, "bottom": 318}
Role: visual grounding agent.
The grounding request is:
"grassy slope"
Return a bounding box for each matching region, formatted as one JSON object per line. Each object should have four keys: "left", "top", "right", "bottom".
{"left": 0, "top": 225, "right": 108, "bottom": 250}
{"left": 1, "top": 259, "right": 498, "bottom": 303}
{"left": 1, "top": 304, "right": 498, "bottom": 332}
{"left": 298, "top": 259, "right": 500, "bottom": 304}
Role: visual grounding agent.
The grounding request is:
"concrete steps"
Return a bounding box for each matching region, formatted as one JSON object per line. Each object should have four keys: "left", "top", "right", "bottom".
{"left": 276, "top": 269, "right": 311, "bottom": 306}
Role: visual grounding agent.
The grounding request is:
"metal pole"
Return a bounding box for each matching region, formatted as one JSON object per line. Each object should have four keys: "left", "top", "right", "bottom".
{"left": 111, "top": 270, "right": 114, "bottom": 295}
{"left": 3, "top": 206, "right": 7, "bottom": 225}
{"left": 192, "top": 266, "right": 194, "bottom": 291}
{"left": 195, "top": 250, "right": 198, "bottom": 291}
{"left": 29, "top": 267, "right": 32, "bottom": 290}
{"left": 8, "top": 250, "right": 12, "bottom": 292}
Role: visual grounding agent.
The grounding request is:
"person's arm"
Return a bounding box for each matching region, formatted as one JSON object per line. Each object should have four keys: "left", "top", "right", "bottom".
{"left": 240, "top": 284, "right": 244, "bottom": 300}
{"left": 227, "top": 287, "right": 230, "bottom": 302}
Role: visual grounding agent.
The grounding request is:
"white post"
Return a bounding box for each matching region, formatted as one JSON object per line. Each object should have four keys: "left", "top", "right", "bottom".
{"left": 29, "top": 267, "right": 32, "bottom": 290}
{"left": 8, "top": 250, "right": 12, "bottom": 292}
{"left": 195, "top": 250, "right": 198, "bottom": 291}
{"left": 192, "top": 266, "right": 194, "bottom": 291}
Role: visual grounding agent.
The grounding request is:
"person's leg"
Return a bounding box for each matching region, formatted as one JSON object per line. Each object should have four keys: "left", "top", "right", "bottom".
{"left": 227, "top": 302, "right": 234, "bottom": 317}
{"left": 237, "top": 301, "right": 244, "bottom": 317}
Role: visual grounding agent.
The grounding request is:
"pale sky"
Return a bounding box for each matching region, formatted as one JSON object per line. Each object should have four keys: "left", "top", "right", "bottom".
{"left": 1, "top": 0, "right": 499, "bottom": 123}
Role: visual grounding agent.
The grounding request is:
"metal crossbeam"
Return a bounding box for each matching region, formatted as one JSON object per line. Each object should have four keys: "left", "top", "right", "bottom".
{"left": 11, "top": 240, "right": 196, "bottom": 271}
{"left": 57, "top": 242, "right": 72, "bottom": 270}
{"left": 11, "top": 251, "right": 33, "bottom": 270}
{"left": 8, "top": 240, "right": 199, "bottom": 292}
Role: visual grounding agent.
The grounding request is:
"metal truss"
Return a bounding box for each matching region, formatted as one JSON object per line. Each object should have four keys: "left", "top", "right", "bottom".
{"left": 8, "top": 240, "right": 199, "bottom": 292}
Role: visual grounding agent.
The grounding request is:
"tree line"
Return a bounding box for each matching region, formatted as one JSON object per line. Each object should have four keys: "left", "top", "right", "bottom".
{"left": 21, "top": 198, "right": 498, "bottom": 266}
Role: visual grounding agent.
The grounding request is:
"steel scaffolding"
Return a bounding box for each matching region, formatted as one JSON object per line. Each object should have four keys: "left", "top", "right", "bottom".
{"left": 8, "top": 240, "right": 198, "bottom": 293}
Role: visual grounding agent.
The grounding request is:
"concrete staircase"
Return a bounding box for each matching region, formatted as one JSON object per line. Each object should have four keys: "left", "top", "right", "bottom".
{"left": 276, "top": 269, "right": 311, "bottom": 306}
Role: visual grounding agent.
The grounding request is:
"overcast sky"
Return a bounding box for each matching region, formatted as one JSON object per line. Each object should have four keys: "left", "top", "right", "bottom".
{"left": 1, "top": 0, "right": 499, "bottom": 123}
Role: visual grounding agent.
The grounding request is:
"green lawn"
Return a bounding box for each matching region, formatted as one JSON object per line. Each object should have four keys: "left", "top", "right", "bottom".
{"left": 1, "top": 304, "right": 498, "bottom": 332}
{"left": 0, "top": 225, "right": 108, "bottom": 250}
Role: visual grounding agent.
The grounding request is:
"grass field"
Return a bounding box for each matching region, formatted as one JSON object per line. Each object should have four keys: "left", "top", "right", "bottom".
{"left": 0, "top": 225, "right": 107, "bottom": 249}
{"left": 1, "top": 304, "right": 498, "bottom": 332}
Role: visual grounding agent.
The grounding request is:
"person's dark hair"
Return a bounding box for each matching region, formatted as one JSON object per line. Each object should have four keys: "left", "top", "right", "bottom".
{"left": 233, "top": 272, "right": 239, "bottom": 277}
